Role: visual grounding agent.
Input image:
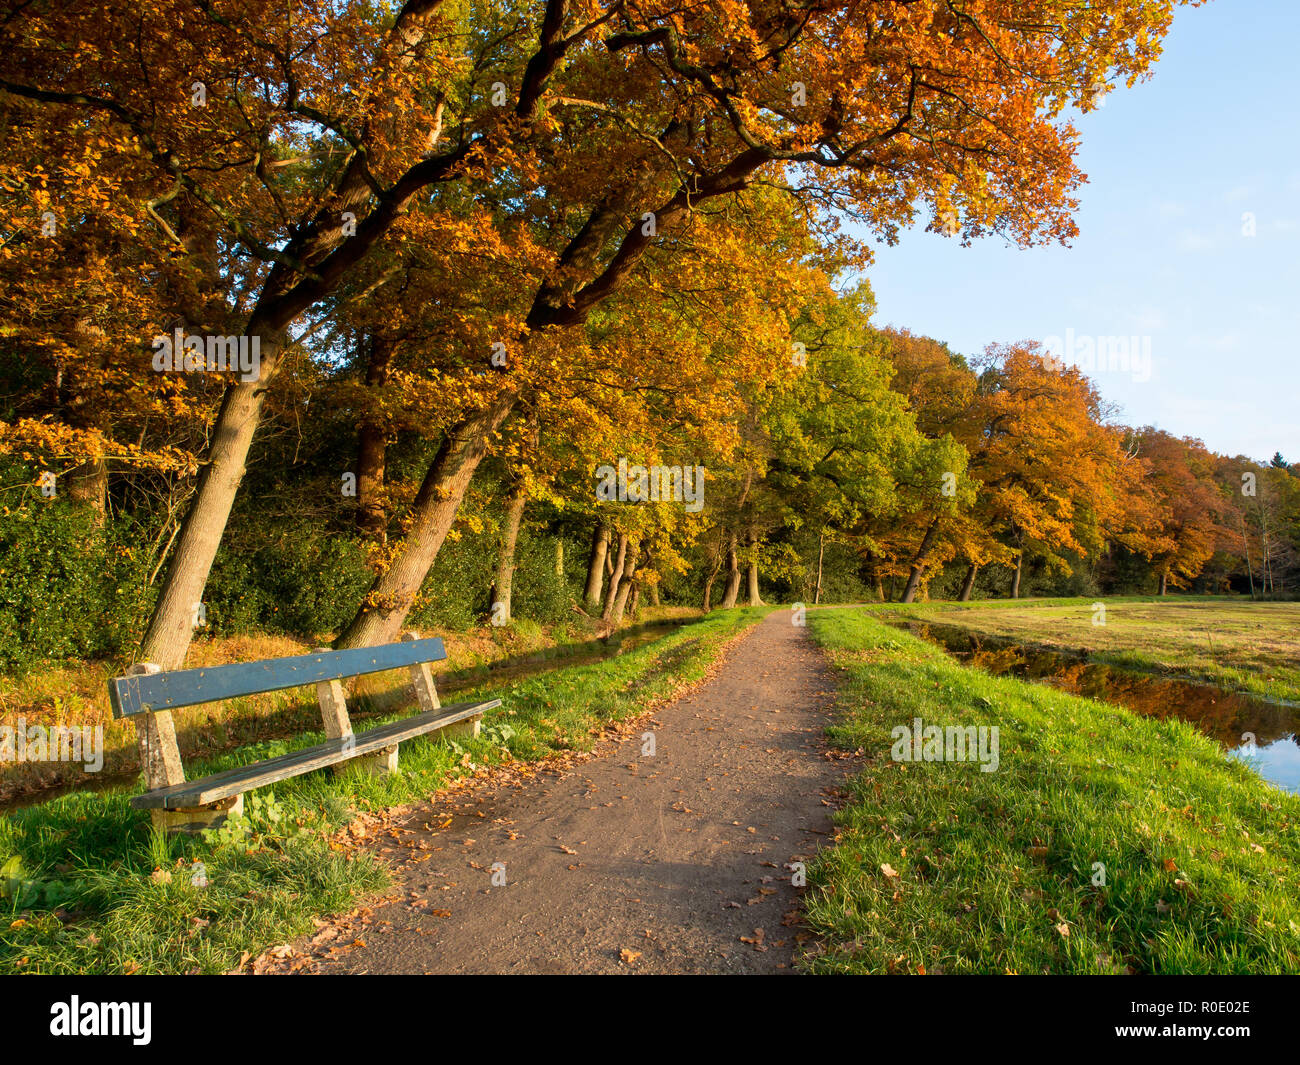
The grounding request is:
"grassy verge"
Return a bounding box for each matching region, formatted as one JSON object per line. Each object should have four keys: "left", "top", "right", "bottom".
{"left": 803, "top": 608, "right": 1300, "bottom": 974}
{"left": 880, "top": 596, "right": 1300, "bottom": 703}
{"left": 0, "top": 606, "right": 767, "bottom": 974}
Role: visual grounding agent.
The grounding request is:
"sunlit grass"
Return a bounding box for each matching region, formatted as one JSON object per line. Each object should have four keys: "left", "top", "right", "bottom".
{"left": 803, "top": 608, "right": 1300, "bottom": 975}
{"left": 882, "top": 596, "right": 1300, "bottom": 702}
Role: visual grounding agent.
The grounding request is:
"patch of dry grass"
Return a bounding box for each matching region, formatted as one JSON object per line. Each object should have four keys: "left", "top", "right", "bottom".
{"left": 889, "top": 598, "right": 1300, "bottom": 702}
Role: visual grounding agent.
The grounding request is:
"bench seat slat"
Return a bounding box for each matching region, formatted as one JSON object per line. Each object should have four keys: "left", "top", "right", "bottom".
{"left": 109, "top": 638, "right": 448, "bottom": 718}
{"left": 130, "top": 699, "right": 501, "bottom": 809}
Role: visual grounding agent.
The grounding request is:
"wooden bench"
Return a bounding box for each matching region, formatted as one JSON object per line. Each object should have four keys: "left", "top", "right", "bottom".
{"left": 108, "top": 631, "right": 501, "bottom": 833}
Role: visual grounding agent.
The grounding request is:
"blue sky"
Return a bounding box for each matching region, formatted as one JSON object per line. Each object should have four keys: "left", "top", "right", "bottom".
{"left": 855, "top": 0, "right": 1299, "bottom": 464}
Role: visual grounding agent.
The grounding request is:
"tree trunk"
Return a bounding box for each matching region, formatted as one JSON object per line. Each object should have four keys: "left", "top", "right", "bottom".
{"left": 555, "top": 538, "right": 564, "bottom": 579}
{"left": 648, "top": 582, "right": 660, "bottom": 607}
{"left": 628, "top": 582, "right": 641, "bottom": 619}
{"left": 602, "top": 533, "right": 629, "bottom": 621}
{"left": 64, "top": 457, "right": 108, "bottom": 524}
{"left": 814, "top": 530, "right": 825, "bottom": 605}
{"left": 1011, "top": 553, "right": 1024, "bottom": 599}
{"left": 335, "top": 392, "right": 518, "bottom": 648}
{"left": 355, "top": 335, "right": 395, "bottom": 540}
{"left": 1240, "top": 514, "right": 1257, "bottom": 599}
{"left": 701, "top": 546, "right": 725, "bottom": 611}
{"left": 583, "top": 524, "right": 609, "bottom": 608}
{"left": 720, "top": 535, "right": 742, "bottom": 608}
{"left": 746, "top": 530, "right": 764, "bottom": 606}
{"left": 1158, "top": 571, "right": 1168, "bottom": 596}
{"left": 139, "top": 336, "right": 288, "bottom": 667}
{"left": 607, "top": 543, "right": 639, "bottom": 626}
{"left": 958, "top": 562, "right": 978, "bottom": 602}
{"left": 901, "top": 518, "right": 941, "bottom": 603}
{"left": 488, "top": 480, "right": 528, "bottom": 624}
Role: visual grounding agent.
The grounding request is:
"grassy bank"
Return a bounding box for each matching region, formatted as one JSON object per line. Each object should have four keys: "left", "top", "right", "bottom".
{"left": 0, "top": 606, "right": 700, "bottom": 803}
{"left": 881, "top": 597, "right": 1300, "bottom": 703}
{"left": 803, "top": 608, "right": 1300, "bottom": 975}
{"left": 0, "top": 607, "right": 767, "bottom": 974}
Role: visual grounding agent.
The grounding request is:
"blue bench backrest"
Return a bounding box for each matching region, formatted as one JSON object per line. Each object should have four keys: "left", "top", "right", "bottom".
{"left": 109, "top": 638, "right": 448, "bottom": 718}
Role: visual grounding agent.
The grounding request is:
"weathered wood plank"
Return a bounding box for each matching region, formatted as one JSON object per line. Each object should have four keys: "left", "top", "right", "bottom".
{"left": 109, "top": 638, "right": 448, "bottom": 718}
{"left": 127, "top": 663, "right": 186, "bottom": 790}
{"left": 403, "top": 632, "right": 442, "bottom": 713}
{"left": 130, "top": 699, "right": 501, "bottom": 809}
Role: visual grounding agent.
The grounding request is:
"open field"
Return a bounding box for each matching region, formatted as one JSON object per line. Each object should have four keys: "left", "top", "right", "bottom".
{"left": 804, "top": 609, "right": 1300, "bottom": 975}
{"left": 0, "top": 608, "right": 765, "bottom": 974}
{"left": 880, "top": 597, "right": 1300, "bottom": 703}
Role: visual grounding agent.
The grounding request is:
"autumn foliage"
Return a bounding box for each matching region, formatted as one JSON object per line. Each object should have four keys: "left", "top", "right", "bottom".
{"left": 5, "top": 0, "right": 1291, "bottom": 674}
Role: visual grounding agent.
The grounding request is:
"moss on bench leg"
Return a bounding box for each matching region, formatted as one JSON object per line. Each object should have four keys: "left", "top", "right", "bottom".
{"left": 150, "top": 794, "right": 243, "bottom": 835}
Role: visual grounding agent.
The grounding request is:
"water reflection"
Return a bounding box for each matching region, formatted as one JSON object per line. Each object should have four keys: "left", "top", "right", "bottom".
{"left": 889, "top": 620, "right": 1300, "bottom": 793}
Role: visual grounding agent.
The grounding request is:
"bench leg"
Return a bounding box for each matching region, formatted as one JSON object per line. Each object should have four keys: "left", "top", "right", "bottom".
{"left": 339, "top": 743, "right": 399, "bottom": 777}
{"left": 437, "top": 713, "right": 483, "bottom": 742}
{"left": 150, "top": 794, "right": 243, "bottom": 835}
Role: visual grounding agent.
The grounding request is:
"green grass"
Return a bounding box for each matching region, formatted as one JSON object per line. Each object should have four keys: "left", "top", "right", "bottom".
{"left": 802, "top": 608, "right": 1300, "bottom": 975}
{"left": 0, "top": 607, "right": 768, "bottom": 974}
{"left": 881, "top": 596, "right": 1300, "bottom": 703}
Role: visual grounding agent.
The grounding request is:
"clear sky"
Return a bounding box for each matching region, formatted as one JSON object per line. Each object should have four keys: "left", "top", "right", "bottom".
{"left": 855, "top": 0, "right": 1299, "bottom": 464}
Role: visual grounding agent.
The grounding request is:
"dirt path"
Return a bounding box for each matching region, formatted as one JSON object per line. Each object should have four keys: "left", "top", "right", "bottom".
{"left": 299, "top": 611, "right": 849, "bottom": 974}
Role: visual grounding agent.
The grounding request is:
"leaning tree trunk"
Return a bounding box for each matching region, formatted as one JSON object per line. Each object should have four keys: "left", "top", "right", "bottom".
{"left": 583, "top": 524, "right": 609, "bottom": 608}
{"left": 607, "top": 543, "right": 640, "bottom": 626}
{"left": 746, "top": 531, "right": 764, "bottom": 606}
{"left": 901, "top": 518, "right": 940, "bottom": 604}
{"left": 139, "top": 335, "right": 289, "bottom": 667}
{"left": 720, "top": 535, "right": 742, "bottom": 608}
{"left": 958, "top": 562, "right": 979, "bottom": 602}
{"left": 488, "top": 479, "right": 528, "bottom": 624}
{"left": 335, "top": 392, "right": 518, "bottom": 648}
{"left": 602, "top": 533, "right": 630, "bottom": 621}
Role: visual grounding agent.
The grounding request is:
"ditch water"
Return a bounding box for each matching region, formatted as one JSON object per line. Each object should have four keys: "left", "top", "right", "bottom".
{"left": 0, "top": 618, "right": 692, "bottom": 816}
{"left": 885, "top": 619, "right": 1300, "bottom": 793}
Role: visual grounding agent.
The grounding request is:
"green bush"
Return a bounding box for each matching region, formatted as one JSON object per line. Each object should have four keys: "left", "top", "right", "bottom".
{"left": 0, "top": 495, "right": 151, "bottom": 672}
{"left": 509, "top": 528, "right": 574, "bottom": 625}
{"left": 203, "top": 525, "right": 374, "bottom": 638}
